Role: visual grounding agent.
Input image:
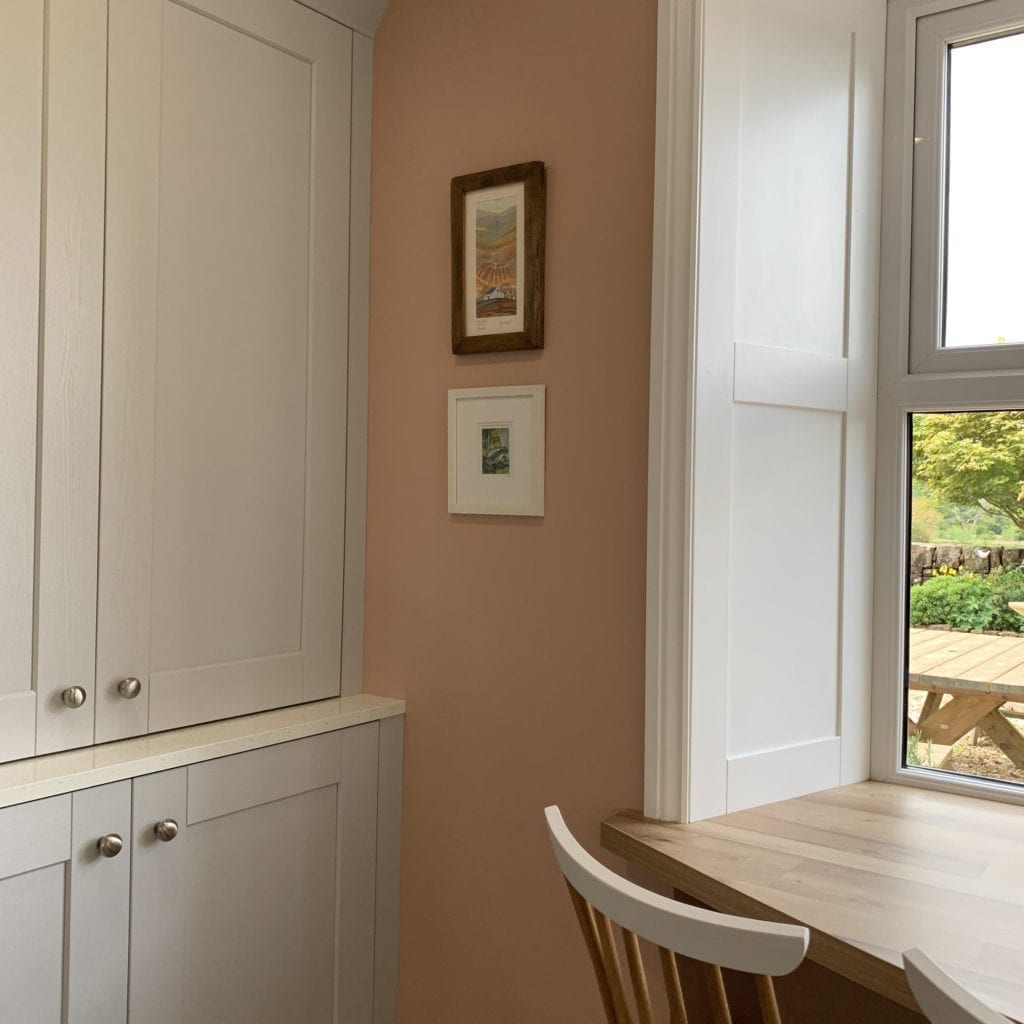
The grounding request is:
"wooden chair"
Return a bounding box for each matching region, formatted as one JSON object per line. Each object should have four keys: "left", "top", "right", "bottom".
{"left": 544, "top": 805, "right": 809, "bottom": 1023}
{"left": 903, "top": 949, "right": 1008, "bottom": 1024}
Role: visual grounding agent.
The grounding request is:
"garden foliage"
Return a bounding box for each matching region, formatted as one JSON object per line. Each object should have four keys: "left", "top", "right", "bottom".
{"left": 909, "top": 566, "right": 1024, "bottom": 633}
{"left": 913, "top": 412, "right": 1024, "bottom": 532}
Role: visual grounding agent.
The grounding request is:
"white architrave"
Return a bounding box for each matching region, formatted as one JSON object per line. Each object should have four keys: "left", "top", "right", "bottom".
{"left": 643, "top": 0, "right": 702, "bottom": 823}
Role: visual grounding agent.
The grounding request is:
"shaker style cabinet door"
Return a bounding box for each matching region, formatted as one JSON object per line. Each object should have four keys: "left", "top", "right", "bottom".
{"left": 97, "top": 0, "right": 354, "bottom": 743}
{"left": 0, "top": 0, "right": 105, "bottom": 760}
{"left": 128, "top": 728, "right": 381, "bottom": 1024}
{"left": 0, "top": 784, "right": 132, "bottom": 1023}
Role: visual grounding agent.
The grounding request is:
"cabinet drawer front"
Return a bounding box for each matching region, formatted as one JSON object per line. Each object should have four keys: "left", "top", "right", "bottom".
{"left": 187, "top": 731, "right": 342, "bottom": 824}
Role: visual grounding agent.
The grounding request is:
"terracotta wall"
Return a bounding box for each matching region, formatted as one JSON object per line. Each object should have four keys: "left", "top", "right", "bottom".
{"left": 363, "top": 0, "right": 658, "bottom": 1020}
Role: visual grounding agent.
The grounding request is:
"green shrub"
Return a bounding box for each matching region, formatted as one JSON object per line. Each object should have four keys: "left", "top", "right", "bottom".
{"left": 909, "top": 568, "right": 1024, "bottom": 632}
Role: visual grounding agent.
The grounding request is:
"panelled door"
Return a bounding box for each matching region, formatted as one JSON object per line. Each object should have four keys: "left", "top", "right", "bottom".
{"left": 97, "top": 0, "right": 353, "bottom": 742}
{"left": 0, "top": 783, "right": 132, "bottom": 1023}
{"left": 687, "top": 0, "right": 885, "bottom": 817}
{"left": 129, "top": 727, "right": 381, "bottom": 1024}
{"left": 0, "top": 0, "right": 106, "bottom": 760}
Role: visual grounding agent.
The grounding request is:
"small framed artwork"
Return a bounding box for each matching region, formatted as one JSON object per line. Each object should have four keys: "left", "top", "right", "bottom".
{"left": 448, "top": 385, "right": 545, "bottom": 516}
{"left": 451, "top": 161, "right": 546, "bottom": 355}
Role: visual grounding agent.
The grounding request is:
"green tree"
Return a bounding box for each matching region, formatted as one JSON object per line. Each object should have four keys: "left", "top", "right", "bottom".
{"left": 913, "top": 412, "right": 1024, "bottom": 531}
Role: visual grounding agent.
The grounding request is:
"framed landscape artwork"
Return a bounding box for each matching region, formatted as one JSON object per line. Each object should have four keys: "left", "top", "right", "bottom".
{"left": 450, "top": 162, "right": 546, "bottom": 354}
{"left": 448, "top": 385, "right": 545, "bottom": 516}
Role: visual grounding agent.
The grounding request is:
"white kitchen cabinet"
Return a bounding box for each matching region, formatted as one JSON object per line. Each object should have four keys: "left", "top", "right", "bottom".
{"left": 97, "top": 0, "right": 355, "bottom": 742}
{"left": 0, "top": 0, "right": 106, "bottom": 762}
{"left": 0, "top": 783, "right": 132, "bottom": 1023}
{"left": 129, "top": 723, "right": 399, "bottom": 1024}
{"left": 0, "top": 713, "right": 404, "bottom": 1023}
{"left": 0, "top": 0, "right": 378, "bottom": 763}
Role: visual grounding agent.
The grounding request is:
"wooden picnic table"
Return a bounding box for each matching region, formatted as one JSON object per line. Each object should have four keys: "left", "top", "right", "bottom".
{"left": 909, "top": 627, "right": 1024, "bottom": 768}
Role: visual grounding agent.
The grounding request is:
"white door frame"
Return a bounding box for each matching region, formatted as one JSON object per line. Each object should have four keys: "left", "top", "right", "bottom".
{"left": 643, "top": 0, "right": 703, "bottom": 823}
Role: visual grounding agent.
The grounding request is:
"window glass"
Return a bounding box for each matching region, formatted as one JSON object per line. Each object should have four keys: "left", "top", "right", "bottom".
{"left": 906, "top": 411, "right": 1024, "bottom": 784}
{"left": 944, "top": 32, "right": 1024, "bottom": 348}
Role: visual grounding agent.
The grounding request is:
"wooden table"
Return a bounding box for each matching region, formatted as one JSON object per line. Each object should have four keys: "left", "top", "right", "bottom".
{"left": 910, "top": 628, "right": 1024, "bottom": 768}
{"left": 603, "top": 783, "right": 1024, "bottom": 1022}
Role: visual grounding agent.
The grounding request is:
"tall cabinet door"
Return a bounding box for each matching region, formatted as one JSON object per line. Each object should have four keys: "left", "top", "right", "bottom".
{"left": 0, "top": 784, "right": 132, "bottom": 1023}
{"left": 0, "top": 1, "right": 106, "bottom": 761}
{"left": 97, "top": 0, "right": 353, "bottom": 743}
{"left": 129, "top": 728, "right": 381, "bottom": 1024}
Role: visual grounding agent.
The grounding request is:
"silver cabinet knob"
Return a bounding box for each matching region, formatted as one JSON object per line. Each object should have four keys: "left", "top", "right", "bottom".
{"left": 117, "top": 677, "right": 142, "bottom": 700}
{"left": 154, "top": 819, "right": 179, "bottom": 843}
{"left": 61, "top": 686, "right": 87, "bottom": 709}
{"left": 97, "top": 834, "right": 124, "bottom": 858}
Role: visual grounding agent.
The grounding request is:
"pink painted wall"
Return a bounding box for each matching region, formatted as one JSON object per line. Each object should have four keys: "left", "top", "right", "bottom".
{"left": 364, "top": 1, "right": 657, "bottom": 1019}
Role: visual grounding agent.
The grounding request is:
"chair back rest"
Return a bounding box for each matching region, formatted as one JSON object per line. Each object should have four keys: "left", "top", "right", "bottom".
{"left": 545, "top": 805, "right": 810, "bottom": 1024}
{"left": 903, "top": 950, "right": 1008, "bottom": 1024}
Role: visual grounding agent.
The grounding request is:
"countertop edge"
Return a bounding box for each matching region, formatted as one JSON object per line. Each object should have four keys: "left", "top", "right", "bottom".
{"left": 0, "top": 693, "right": 406, "bottom": 809}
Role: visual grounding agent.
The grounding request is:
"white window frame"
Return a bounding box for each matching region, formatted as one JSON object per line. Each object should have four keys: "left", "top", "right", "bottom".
{"left": 873, "top": 0, "right": 1024, "bottom": 804}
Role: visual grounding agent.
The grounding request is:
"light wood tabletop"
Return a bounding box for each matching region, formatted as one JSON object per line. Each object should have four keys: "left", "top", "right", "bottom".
{"left": 603, "top": 782, "right": 1024, "bottom": 1022}
{"left": 910, "top": 628, "right": 1024, "bottom": 768}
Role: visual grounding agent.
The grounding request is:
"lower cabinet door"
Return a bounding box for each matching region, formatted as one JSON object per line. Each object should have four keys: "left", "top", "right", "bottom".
{"left": 0, "top": 783, "right": 132, "bottom": 1023}
{"left": 129, "top": 726, "right": 382, "bottom": 1024}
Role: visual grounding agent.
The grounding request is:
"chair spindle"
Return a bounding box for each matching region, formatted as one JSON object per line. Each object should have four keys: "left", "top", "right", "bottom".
{"left": 594, "top": 908, "right": 634, "bottom": 1024}
{"left": 622, "top": 928, "right": 656, "bottom": 1024}
{"left": 658, "top": 946, "right": 689, "bottom": 1024}
{"left": 704, "top": 962, "right": 734, "bottom": 1024}
{"left": 755, "top": 974, "right": 783, "bottom": 1024}
{"left": 566, "top": 881, "right": 621, "bottom": 1024}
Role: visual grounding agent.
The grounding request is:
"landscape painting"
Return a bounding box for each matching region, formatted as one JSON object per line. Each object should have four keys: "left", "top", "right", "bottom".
{"left": 475, "top": 196, "right": 518, "bottom": 319}
{"left": 451, "top": 162, "right": 545, "bottom": 354}
{"left": 481, "top": 426, "right": 510, "bottom": 475}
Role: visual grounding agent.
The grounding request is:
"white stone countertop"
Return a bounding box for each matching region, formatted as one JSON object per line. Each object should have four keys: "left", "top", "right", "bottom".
{"left": 0, "top": 693, "right": 405, "bottom": 809}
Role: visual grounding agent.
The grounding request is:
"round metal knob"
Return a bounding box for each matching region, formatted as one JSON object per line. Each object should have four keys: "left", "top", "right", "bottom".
{"left": 117, "top": 677, "right": 142, "bottom": 700}
{"left": 154, "top": 819, "right": 179, "bottom": 843}
{"left": 97, "top": 834, "right": 124, "bottom": 858}
{"left": 61, "top": 686, "right": 87, "bottom": 709}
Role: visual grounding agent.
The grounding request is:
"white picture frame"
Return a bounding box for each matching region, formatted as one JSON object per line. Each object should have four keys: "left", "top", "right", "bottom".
{"left": 447, "top": 385, "right": 545, "bottom": 516}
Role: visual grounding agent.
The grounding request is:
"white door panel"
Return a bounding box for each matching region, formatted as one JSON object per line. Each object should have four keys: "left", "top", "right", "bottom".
{"left": 0, "top": 787, "right": 131, "bottom": 1021}
{"left": 690, "top": 0, "right": 884, "bottom": 817}
{"left": 99, "top": 0, "right": 352, "bottom": 741}
{"left": 0, "top": 1, "right": 43, "bottom": 749}
{"left": 727, "top": 405, "right": 844, "bottom": 758}
{"left": 129, "top": 729, "right": 382, "bottom": 1024}
{"left": 0, "top": 0, "right": 106, "bottom": 760}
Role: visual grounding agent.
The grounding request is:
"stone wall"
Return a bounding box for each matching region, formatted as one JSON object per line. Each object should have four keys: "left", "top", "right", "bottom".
{"left": 910, "top": 542, "right": 1024, "bottom": 585}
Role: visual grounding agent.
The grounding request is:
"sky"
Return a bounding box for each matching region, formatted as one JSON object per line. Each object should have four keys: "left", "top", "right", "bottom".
{"left": 945, "top": 31, "right": 1024, "bottom": 348}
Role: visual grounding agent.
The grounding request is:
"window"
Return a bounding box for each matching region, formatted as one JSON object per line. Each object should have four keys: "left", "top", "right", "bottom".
{"left": 877, "top": 0, "right": 1024, "bottom": 799}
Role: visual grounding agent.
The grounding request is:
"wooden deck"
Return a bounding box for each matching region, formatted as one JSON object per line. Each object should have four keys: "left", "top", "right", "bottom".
{"left": 908, "top": 628, "right": 1024, "bottom": 768}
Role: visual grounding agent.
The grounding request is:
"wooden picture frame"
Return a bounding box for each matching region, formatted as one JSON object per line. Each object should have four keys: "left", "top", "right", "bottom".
{"left": 451, "top": 161, "right": 546, "bottom": 354}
